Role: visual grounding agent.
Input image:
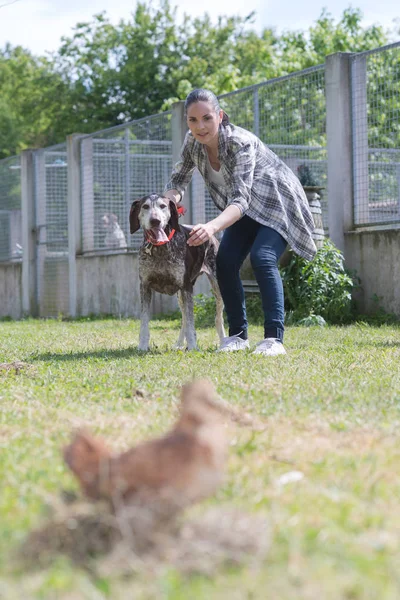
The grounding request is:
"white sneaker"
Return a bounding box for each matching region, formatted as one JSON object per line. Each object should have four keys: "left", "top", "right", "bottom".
{"left": 253, "top": 338, "right": 286, "bottom": 356}
{"left": 217, "top": 334, "right": 250, "bottom": 352}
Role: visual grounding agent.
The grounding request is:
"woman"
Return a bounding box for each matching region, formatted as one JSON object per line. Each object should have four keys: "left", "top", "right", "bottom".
{"left": 164, "top": 89, "right": 317, "bottom": 355}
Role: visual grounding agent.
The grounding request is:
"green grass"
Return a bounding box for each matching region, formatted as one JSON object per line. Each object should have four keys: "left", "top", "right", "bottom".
{"left": 1, "top": 318, "right": 400, "bottom": 599}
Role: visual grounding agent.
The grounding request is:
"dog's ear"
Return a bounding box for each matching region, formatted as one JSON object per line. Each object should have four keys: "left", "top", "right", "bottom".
{"left": 129, "top": 199, "right": 142, "bottom": 234}
{"left": 63, "top": 429, "right": 110, "bottom": 470}
{"left": 168, "top": 199, "right": 180, "bottom": 231}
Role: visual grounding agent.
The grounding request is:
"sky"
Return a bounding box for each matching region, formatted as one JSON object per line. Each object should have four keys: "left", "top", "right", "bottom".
{"left": 0, "top": 0, "right": 399, "bottom": 56}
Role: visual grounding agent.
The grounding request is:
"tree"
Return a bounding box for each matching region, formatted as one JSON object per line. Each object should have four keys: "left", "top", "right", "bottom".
{"left": 0, "top": 3, "right": 395, "bottom": 158}
{"left": 0, "top": 45, "right": 71, "bottom": 158}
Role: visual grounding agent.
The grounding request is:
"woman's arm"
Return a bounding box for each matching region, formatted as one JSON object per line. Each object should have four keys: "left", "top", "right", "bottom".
{"left": 163, "top": 189, "right": 182, "bottom": 204}
{"left": 187, "top": 204, "right": 242, "bottom": 247}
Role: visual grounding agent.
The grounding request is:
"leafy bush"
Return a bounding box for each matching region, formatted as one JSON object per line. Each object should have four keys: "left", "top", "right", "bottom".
{"left": 193, "top": 294, "right": 219, "bottom": 327}
{"left": 165, "top": 240, "right": 357, "bottom": 328}
{"left": 280, "top": 239, "right": 356, "bottom": 324}
{"left": 298, "top": 314, "right": 327, "bottom": 327}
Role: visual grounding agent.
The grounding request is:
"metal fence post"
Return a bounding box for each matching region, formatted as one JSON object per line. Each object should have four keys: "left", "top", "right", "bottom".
{"left": 325, "top": 52, "right": 353, "bottom": 252}
{"left": 67, "top": 134, "right": 82, "bottom": 317}
{"left": 171, "top": 101, "right": 191, "bottom": 223}
{"left": 81, "top": 136, "right": 94, "bottom": 254}
{"left": 21, "top": 149, "right": 37, "bottom": 316}
{"left": 253, "top": 88, "right": 260, "bottom": 138}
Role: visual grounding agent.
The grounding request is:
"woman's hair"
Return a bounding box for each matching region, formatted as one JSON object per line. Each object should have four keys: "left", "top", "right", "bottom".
{"left": 184, "top": 88, "right": 230, "bottom": 124}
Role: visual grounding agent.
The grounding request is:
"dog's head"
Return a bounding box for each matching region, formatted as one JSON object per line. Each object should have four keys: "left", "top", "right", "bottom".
{"left": 129, "top": 194, "right": 179, "bottom": 244}
{"left": 63, "top": 429, "right": 112, "bottom": 500}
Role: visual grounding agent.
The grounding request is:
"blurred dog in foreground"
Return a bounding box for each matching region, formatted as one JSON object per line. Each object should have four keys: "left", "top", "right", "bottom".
{"left": 63, "top": 380, "right": 227, "bottom": 519}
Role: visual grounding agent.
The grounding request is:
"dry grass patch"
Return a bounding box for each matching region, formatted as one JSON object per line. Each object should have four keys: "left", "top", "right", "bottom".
{"left": 19, "top": 501, "right": 270, "bottom": 578}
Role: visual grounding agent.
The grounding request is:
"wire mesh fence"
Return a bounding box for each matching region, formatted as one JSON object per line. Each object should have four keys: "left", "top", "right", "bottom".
{"left": 352, "top": 42, "right": 400, "bottom": 226}
{"left": 211, "top": 66, "right": 328, "bottom": 227}
{"left": 187, "top": 66, "right": 328, "bottom": 234}
{"left": 2, "top": 43, "right": 399, "bottom": 319}
{"left": 33, "top": 143, "right": 69, "bottom": 316}
{"left": 0, "top": 155, "right": 22, "bottom": 262}
{"left": 81, "top": 112, "right": 173, "bottom": 254}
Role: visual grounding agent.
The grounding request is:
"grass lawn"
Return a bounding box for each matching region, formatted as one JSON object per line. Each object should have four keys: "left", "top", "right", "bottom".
{"left": 1, "top": 318, "right": 400, "bottom": 599}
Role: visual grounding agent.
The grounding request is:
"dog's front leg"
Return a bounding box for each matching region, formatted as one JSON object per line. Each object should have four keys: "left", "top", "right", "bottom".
{"left": 138, "top": 283, "right": 152, "bottom": 351}
{"left": 181, "top": 289, "right": 197, "bottom": 351}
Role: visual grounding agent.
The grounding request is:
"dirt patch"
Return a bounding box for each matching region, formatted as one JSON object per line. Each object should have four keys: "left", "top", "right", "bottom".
{"left": 20, "top": 501, "right": 270, "bottom": 576}
{"left": 0, "top": 361, "right": 32, "bottom": 375}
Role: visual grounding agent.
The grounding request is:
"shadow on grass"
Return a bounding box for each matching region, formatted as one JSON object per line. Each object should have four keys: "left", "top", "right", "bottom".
{"left": 353, "top": 340, "right": 400, "bottom": 348}
{"left": 29, "top": 345, "right": 219, "bottom": 362}
{"left": 29, "top": 347, "right": 165, "bottom": 362}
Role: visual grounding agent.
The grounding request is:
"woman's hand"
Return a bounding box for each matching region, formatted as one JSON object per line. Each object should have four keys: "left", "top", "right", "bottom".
{"left": 187, "top": 222, "right": 216, "bottom": 246}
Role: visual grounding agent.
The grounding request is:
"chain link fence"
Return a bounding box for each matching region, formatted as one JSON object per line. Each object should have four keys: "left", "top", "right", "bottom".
{"left": 0, "top": 155, "right": 22, "bottom": 262}
{"left": 352, "top": 42, "right": 400, "bottom": 226}
{"left": 81, "top": 112, "right": 173, "bottom": 254}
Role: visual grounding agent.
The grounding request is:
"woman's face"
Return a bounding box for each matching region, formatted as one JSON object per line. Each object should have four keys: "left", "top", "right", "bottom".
{"left": 186, "top": 101, "right": 223, "bottom": 148}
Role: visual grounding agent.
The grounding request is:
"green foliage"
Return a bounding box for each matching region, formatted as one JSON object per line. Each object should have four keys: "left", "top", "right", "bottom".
{"left": 193, "top": 294, "right": 219, "bottom": 328}
{"left": 183, "top": 239, "right": 357, "bottom": 328}
{"left": 0, "top": 44, "right": 71, "bottom": 158}
{"left": 281, "top": 239, "right": 356, "bottom": 324}
{"left": 0, "top": 3, "right": 394, "bottom": 158}
{"left": 298, "top": 314, "right": 327, "bottom": 327}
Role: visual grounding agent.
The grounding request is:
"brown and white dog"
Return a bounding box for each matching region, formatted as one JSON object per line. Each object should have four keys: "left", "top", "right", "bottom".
{"left": 63, "top": 379, "right": 227, "bottom": 519}
{"left": 129, "top": 193, "right": 225, "bottom": 351}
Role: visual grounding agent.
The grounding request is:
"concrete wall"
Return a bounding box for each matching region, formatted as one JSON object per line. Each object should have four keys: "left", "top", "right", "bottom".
{"left": 345, "top": 228, "right": 400, "bottom": 315}
{"left": 0, "top": 262, "right": 22, "bottom": 319}
{"left": 39, "top": 256, "right": 69, "bottom": 317}
{"left": 0, "top": 251, "right": 212, "bottom": 321}
{"left": 75, "top": 252, "right": 211, "bottom": 318}
{"left": 4, "top": 236, "right": 400, "bottom": 320}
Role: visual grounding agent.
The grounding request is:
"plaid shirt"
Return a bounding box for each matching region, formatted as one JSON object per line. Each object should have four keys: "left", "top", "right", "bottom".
{"left": 165, "top": 123, "right": 317, "bottom": 261}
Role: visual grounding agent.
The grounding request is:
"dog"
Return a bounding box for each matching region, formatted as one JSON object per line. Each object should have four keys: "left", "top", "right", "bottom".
{"left": 129, "top": 193, "right": 225, "bottom": 351}
{"left": 63, "top": 379, "right": 227, "bottom": 519}
{"left": 102, "top": 213, "right": 127, "bottom": 251}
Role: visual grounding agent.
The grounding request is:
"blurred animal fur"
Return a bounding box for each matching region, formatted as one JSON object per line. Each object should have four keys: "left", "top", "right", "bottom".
{"left": 63, "top": 380, "right": 227, "bottom": 518}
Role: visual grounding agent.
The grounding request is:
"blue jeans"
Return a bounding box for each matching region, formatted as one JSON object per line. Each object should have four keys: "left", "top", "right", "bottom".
{"left": 216, "top": 216, "right": 287, "bottom": 342}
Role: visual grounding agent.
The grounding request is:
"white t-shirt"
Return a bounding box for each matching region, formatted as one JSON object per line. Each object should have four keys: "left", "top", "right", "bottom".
{"left": 206, "top": 154, "right": 226, "bottom": 188}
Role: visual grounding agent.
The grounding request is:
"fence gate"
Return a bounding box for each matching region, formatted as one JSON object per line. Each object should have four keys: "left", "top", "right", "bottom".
{"left": 33, "top": 144, "right": 69, "bottom": 317}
